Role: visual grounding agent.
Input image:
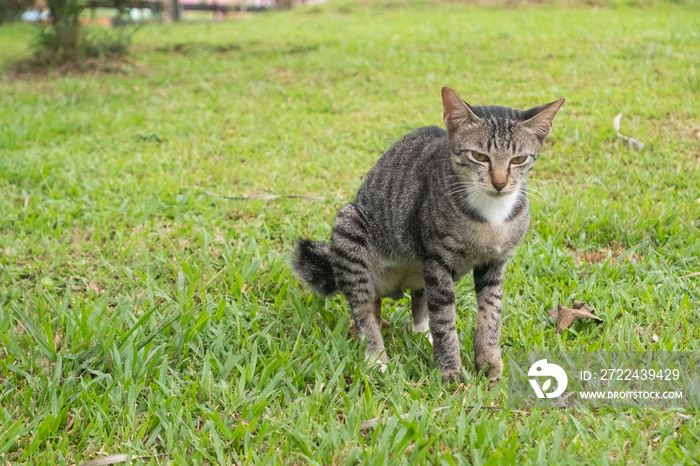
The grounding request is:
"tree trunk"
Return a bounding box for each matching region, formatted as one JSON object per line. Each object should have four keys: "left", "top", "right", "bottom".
{"left": 275, "top": 0, "right": 293, "bottom": 10}
{"left": 171, "top": 0, "right": 180, "bottom": 21}
{"left": 46, "top": 0, "right": 82, "bottom": 54}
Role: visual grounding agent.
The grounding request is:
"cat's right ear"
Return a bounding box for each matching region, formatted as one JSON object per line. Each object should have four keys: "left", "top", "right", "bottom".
{"left": 441, "top": 86, "right": 481, "bottom": 132}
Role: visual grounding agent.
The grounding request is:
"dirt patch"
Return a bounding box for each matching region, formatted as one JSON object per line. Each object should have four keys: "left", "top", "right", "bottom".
{"left": 156, "top": 42, "right": 243, "bottom": 55}
{"left": 155, "top": 40, "right": 321, "bottom": 58}
{"left": 3, "top": 55, "right": 137, "bottom": 82}
{"left": 569, "top": 241, "right": 643, "bottom": 266}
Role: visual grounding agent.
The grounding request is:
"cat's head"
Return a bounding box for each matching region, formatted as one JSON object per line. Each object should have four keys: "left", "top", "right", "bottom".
{"left": 441, "top": 86, "right": 565, "bottom": 196}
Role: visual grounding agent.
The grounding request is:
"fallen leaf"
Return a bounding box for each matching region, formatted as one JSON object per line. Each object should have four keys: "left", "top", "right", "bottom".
{"left": 613, "top": 113, "right": 645, "bottom": 151}
{"left": 548, "top": 300, "right": 603, "bottom": 334}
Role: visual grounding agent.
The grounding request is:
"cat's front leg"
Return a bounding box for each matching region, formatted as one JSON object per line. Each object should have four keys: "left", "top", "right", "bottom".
{"left": 472, "top": 261, "right": 506, "bottom": 380}
{"left": 423, "top": 259, "right": 463, "bottom": 383}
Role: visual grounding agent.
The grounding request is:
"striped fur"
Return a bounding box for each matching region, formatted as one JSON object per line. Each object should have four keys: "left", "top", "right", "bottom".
{"left": 292, "top": 87, "right": 564, "bottom": 382}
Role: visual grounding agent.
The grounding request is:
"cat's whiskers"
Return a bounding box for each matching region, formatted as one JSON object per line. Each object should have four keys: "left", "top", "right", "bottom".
{"left": 524, "top": 186, "right": 544, "bottom": 203}
{"left": 525, "top": 192, "right": 543, "bottom": 203}
{"left": 453, "top": 182, "right": 482, "bottom": 206}
{"left": 522, "top": 178, "right": 549, "bottom": 184}
{"left": 525, "top": 185, "right": 543, "bottom": 194}
{"left": 441, "top": 180, "right": 478, "bottom": 200}
{"left": 443, "top": 185, "right": 482, "bottom": 203}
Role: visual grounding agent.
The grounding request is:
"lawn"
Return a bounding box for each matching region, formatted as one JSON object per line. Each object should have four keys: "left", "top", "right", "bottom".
{"left": 1, "top": 0, "right": 699, "bottom": 463}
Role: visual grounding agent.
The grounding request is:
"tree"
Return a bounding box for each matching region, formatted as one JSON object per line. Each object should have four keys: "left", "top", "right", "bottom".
{"left": 44, "top": 0, "right": 83, "bottom": 57}
{"left": 275, "top": 0, "right": 293, "bottom": 10}
{"left": 33, "top": 0, "right": 135, "bottom": 64}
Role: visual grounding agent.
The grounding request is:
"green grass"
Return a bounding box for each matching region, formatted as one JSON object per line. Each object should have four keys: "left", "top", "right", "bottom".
{"left": 1, "top": 1, "right": 699, "bottom": 463}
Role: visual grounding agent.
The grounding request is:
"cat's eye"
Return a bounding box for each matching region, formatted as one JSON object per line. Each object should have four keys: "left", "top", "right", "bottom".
{"left": 510, "top": 155, "right": 528, "bottom": 165}
{"left": 472, "top": 152, "right": 489, "bottom": 163}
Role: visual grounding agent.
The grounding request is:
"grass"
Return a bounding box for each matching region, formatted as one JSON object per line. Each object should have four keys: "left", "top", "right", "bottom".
{"left": 1, "top": 0, "right": 699, "bottom": 463}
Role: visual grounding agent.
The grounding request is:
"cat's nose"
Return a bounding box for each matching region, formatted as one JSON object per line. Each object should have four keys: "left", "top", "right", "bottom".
{"left": 492, "top": 179, "right": 507, "bottom": 192}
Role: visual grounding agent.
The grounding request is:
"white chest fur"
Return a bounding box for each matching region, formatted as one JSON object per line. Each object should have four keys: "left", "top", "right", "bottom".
{"left": 466, "top": 190, "right": 520, "bottom": 225}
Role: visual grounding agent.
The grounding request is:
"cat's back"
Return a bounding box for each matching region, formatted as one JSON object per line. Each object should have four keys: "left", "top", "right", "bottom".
{"left": 373, "top": 125, "right": 446, "bottom": 168}
{"left": 352, "top": 126, "right": 448, "bottom": 257}
{"left": 356, "top": 125, "right": 446, "bottom": 202}
{"left": 396, "top": 125, "right": 447, "bottom": 148}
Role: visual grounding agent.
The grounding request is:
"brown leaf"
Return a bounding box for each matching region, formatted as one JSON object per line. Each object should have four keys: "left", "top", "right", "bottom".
{"left": 548, "top": 300, "right": 603, "bottom": 334}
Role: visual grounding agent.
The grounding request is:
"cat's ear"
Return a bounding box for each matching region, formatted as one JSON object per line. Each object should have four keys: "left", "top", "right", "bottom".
{"left": 522, "top": 98, "right": 566, "bottom": 139}
{"left": 441, "top": 86, "right": 481, "bottom": 132}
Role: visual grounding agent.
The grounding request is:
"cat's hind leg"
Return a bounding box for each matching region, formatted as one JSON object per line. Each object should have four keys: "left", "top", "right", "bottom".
{"left": 411, "top": 289, "right": 432, "bottom": 344}
{"left": 330, "top": 205, "right": 388, "bottom": 372}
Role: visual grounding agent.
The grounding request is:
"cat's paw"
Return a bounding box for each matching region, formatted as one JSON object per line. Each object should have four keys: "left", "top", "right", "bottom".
{"left": 475, "top": 351, "right": 503, "bottom": 380}
{"left": 413, "top": 319, "right": 429, "bottom": 334}
{"left": 365, "top": 352, "right": 390, "bottom": 374}
{"left": 440, "top": 369, "right": 465, "bottom": 384}
{"left": 412, "top": 321, "right": 433, "bottom": 345}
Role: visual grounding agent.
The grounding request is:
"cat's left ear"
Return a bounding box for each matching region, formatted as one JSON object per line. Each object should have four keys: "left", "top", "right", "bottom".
{"left": 522, "top": 98, "right": 566, "bottom": 139}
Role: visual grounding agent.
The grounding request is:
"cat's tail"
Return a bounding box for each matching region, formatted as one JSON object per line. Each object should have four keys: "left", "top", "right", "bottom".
{"left": 291, "top": 239, "right": 338, "bottom": 296}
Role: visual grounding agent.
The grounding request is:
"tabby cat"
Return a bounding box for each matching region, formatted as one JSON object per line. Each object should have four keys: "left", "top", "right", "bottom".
{"left": 292, "top": 87, "right": 564, "bottom": 382}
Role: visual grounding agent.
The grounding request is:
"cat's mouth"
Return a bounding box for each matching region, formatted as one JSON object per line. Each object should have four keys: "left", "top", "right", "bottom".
{"left": 486, "top": 190, "right": 513, "bottom": 197}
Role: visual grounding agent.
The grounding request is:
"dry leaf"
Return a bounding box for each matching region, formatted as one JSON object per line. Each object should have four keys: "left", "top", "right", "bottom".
{"left": 548, "top": 300, "right": 603, "bottom": 334}
{"left": 613, "top": 113, "right": 645, "bottom": 150}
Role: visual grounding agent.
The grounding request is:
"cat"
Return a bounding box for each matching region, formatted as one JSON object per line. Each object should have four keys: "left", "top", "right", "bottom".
{"left": 292, "top": 87, "right": 565, "bottom": 383}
